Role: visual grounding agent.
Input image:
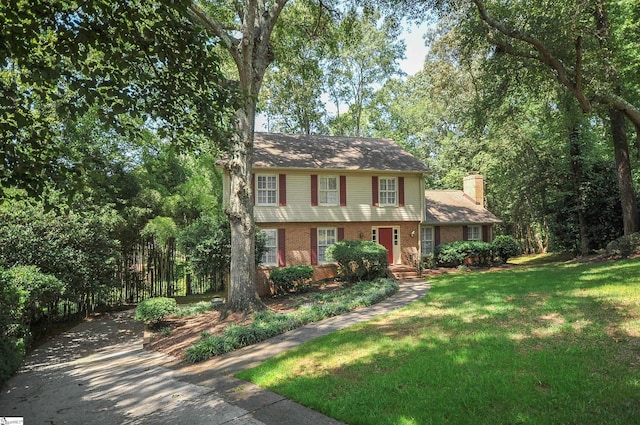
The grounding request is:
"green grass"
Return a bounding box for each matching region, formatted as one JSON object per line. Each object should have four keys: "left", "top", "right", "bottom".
{"left": 237, "top": 259, "right": 640, "bottom": 425}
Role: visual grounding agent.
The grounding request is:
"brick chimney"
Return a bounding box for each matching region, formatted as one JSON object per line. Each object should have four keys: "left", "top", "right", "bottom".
{"left": 463, "top": 174, "right": 484, "bottom": 208}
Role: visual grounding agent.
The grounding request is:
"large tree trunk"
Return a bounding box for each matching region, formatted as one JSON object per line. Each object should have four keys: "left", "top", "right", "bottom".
{"left": 609, "top": 107, "right": 638, "bottom": 235}
{"left": 225, "top": 104, "right": 265, "bottom": 312}
{"left": 189, "top": 0, "right": 287, "bottom": 312}
{"left": 472, "top": 0, "right": 640, "bottom": 236}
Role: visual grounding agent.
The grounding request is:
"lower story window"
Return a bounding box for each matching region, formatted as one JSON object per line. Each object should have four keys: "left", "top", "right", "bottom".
{"left": 318, "top": 228, "right": 337, "bottom": 263}
{"left": 422, "top": 227, "right": 434, "bottom": 255}
{"left": 468, "top": 225, "right": 481, "bottom": 241}
{"left": 261, "top": 229, "right": 277, "bottom": 265}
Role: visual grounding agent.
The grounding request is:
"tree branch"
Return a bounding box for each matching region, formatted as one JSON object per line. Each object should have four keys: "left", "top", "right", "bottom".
{"left": 471, "top": 0, "right": 592, "bottom": 112}
{"left": 188, "top": 2, "right": 241, "bottom": 67}
{"left": 594, "top": 93, "right": 640, "bottom": 132}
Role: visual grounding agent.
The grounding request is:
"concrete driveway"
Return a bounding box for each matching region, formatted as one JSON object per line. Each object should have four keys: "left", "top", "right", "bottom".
{"left": 0, "top": 278, "right": 430, "bottom": 424}
{"left": 0, "top": 310, "right": 273, "bottom": 424}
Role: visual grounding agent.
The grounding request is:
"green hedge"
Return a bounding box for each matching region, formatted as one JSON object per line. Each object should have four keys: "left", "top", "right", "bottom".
{"left": 134, "top": 297, "right": 178, "bottom": 325}
{"left": 433, "top": 235, "right": 521, "bottom": 267}
{"left": 436, "top": 241, "right": 493, "bottom": 267}
{"left": 0, "top": 266, "right": 65, "bottom": 385}
{"left": 269, "top": 266, "right": 314, "bottom": 297}
{"left": 326, "top": 240, "right": 388, "bottom": 283}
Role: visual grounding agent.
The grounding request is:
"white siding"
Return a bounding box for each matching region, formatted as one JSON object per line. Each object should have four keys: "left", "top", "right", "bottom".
{"left": 253, "top": 170, "right": 424, "bottom": 224}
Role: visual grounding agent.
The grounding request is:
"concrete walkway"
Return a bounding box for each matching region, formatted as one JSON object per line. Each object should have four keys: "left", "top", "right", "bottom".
{"left": 0, "top": 278, "right": 429, "bottom": 424}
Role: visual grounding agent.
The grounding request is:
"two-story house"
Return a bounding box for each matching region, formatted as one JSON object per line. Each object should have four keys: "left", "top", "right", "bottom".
{"left": 233, "top": 133, "right": 428, "bottom": 294}
{"left": 222, "top": 133, "right": 501, "bottom": 296}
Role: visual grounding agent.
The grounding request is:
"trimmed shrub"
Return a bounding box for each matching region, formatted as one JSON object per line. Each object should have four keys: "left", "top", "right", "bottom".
{"left": 0, "top": 268, "right": 28, "bottom": 385}
{"left": 0, "top": 336, "right": 26, "bottom": 385}
{"left": 269, "top": 266, "right": 314, "bottom": 297}
{"left": 326, "top": 240, "right": 388, "bottom": 283}
{"left": 134, "top": 297, "right": 178, "bottom": 325}
{"left": 5, "top": 266, "right": 65, "bottom": 324}
{"left": 435, "top": 241, "right": 493, "bottom": 267}
{"left": 492, "top": 235, "right": 521, "bottom": 262}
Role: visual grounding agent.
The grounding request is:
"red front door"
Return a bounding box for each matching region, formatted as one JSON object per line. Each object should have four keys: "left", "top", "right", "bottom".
{"left": 378, "top": 227, "right": 394, "bottom": 264}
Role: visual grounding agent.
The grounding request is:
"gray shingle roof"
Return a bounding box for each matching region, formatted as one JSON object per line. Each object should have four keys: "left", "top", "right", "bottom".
{"left": 253, "top": 133, "right": 429, "bottom": 173}
{"left": 425, "top": 190, "right": 502, "bottom": 224}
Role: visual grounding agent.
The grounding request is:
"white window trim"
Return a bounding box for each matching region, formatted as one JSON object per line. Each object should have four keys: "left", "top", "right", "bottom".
{"left": 468, "top": 225, "right": 482, "bottom": 241}
{"left": 261, "top": 229, "right": 278, "bottom": 266}
{"left": 256, "top": 174, "right": 278, "bottom": 206}
{"left": 422, "top": 226, "right": 434, "bottom": 255}
{"left": 317, "top": 227, "right": 337, "bottom": 264}
{"left": 379, "top": 177, "right": 397, "bottom": 207}
{"left": 319, "top": 176, "right": 339, "bottom": 206}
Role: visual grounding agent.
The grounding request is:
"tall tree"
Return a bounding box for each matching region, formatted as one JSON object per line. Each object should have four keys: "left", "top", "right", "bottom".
{"left": 260, "top": 0, "right": 332, "bottom": 134}
{"left": 1, "top": 0, "right": 236, "bottom": 198}
{"left": 326, "top": 8, "right": 405, "bottom": 136}
{"left": 188, "top": 0, "right": 292, "bottom": 311}
{"left": 463, "top": 0, "right": 640, "bottom": 234}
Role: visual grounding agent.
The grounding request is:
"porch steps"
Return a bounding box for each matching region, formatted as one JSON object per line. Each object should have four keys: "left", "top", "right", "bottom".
{"left": 389, "top": 265, "right": 420, "bottom": 281}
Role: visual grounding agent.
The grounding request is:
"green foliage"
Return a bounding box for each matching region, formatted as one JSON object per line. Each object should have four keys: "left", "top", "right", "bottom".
{"left": 134, "top": 297, "right": 178, "bottom": 325}
{"left": 0, "top": 267, "right": 29, "bottom": 381}
{"left": 326, "top": 240, "right": 388, "bottom": 283}
{"left": 492, "top": 235, "right": 521, "bottom": 263}
{"left": 0, "top": 199, "right": 120, "bottom": 314}
{"left": 261, "top": 0, "right": 330, "bottom": 134}
{"left": 326, "top": 8, "right": 405, "bottom": 136}
{"left": 0, "top": 336, "right": 26, "bottom": 387}
{"left": 1, "top": 0, "right": 236, "bottom": 197}
{"left": 0, "top": 266, "right": 63, "bottom": 385}
{"left": 550, "top": 162, "right": 623, "bottom": 254}
{"left": 4, "top": 266, "right": 65, "bottom": 324}
{"left": 178, "top": 216, "right": 267, "bottom": 289}
{"left": 142, "top": 216, "right": 178, "bottom": 248}
{"left": 184, "top": 278, "right": 398, "bottom": 363}
{"left": 435, "top": 241, "right": 493, "bottom": 267}
{"left": 269, "top": 266, "right": 314, "bottom": 297}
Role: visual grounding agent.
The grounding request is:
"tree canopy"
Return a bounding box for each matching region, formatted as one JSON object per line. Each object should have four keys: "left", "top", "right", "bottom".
{"left": 1, "top": 0, "right": 237, "bottom": 196}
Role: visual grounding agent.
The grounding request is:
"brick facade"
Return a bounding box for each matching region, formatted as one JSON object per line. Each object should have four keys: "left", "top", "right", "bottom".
{"left": 256, "top": 220, "right": 421, "bottom": 296}
{"left": 438, "top": 225, "right": 464, "bottom": 245}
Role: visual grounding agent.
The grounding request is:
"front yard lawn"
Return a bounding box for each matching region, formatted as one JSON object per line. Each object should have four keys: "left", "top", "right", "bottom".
{"left": 237, "top": 259, "right": 640, "bottom": 425}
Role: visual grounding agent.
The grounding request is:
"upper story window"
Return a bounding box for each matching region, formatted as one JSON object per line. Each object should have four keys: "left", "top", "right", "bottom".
{"left": 379, "top": 177, "right": 397, "bottom": 206}
{"left": 261, "top": 229, "right": 277, "bottom": 265}
{"left": 319, "top": 176, "right": 338, "bottom": 206}
{"left": 467, "top": 225, "right": 481, "bottom": 241}
{"left": 257, "top": 175, "right": 277, "bottom": 205}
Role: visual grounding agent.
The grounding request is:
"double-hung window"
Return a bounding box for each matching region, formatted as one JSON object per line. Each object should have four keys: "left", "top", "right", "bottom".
{"left": 319, "top": 176, "right": 338, "bottom": 206}
{"left": 422, "top": 227, "right": 434, "bottom": 255}
{"left": 467, "top": 225, "right": 481, "bottom": 241}
{"left": 317, "top": 228, "right": 337, "bottom": 263}
{"left": 379, "top": 177, "right": 397, "bottom": 206}
{"left": 257, "top": 175, "right": 277, "bottom": 205}
{"left": 261, "top": 229, "right": 277, "bottom": 265}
